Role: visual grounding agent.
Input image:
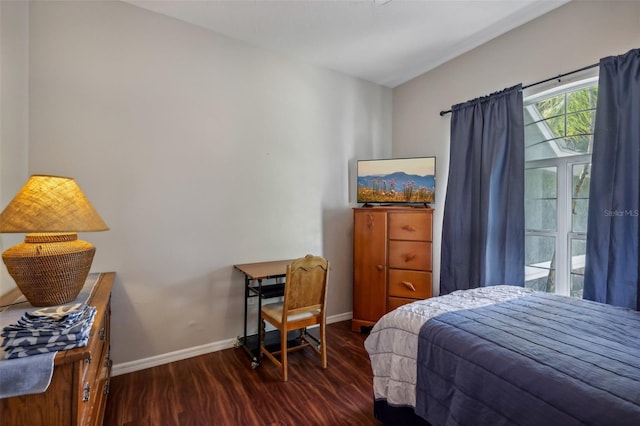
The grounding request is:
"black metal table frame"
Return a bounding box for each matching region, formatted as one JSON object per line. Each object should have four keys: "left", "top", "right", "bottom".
{"left": 234, "top": 260, "right": 321, "bottom": 368}
{"left": 242, "top": 274, "right": 286, "bottom": 367}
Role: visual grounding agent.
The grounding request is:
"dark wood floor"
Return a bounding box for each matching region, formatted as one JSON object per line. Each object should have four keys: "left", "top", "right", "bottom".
{"left": 103, "top": 321, "right": 381, "bottom": 425}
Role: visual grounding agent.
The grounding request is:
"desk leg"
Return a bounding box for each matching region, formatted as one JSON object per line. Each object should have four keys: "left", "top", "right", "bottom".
{"left": 237, "top": 274, "right": 287, "bottom": 369}
{"left": 255, "top": 278, "right": 263, "bottom": 367}
{"left": 238, "top": 276, "right": 263, "bottom": 368}
{"left": 238, "top": 275, "right": 258, "bottom": 368}
{"left": 243, "top": 275, "right": 249, "bottom": 350}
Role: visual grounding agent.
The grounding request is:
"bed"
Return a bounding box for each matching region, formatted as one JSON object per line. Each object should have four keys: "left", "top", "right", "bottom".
{"left": 364, "top": 285, "right": 640, "bottom": 426}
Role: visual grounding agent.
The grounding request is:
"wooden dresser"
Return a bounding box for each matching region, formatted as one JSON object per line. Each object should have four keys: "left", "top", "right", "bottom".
{"left": 352, "top": 207, "right": 432, "bottom": 332}
{"left": 0, "top": 272, "right": 114, "bottom": 426}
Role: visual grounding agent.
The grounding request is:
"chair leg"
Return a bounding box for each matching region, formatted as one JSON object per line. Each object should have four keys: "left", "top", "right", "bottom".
{"left": 281, "top": 328, "right": 288, "bottom": 381}
{"left": 320, "top": 321, "right": 327, "bottom": 369}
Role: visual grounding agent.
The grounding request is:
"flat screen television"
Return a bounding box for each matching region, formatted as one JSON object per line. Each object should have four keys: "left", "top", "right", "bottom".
{"left": 357, "top": 156, "right": 435, "bottom": 206}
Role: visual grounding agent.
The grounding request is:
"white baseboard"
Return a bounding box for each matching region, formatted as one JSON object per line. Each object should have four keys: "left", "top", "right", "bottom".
{"left": 111, "top": 311, "right": 353, "bottom": 377}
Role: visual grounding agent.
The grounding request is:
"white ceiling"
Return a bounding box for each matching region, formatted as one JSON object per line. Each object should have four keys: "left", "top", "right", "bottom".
{"left": 125, "top": 0, "right": 570, "bottom": 88}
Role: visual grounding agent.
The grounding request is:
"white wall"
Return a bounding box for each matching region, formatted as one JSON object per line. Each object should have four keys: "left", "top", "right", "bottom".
{"left": 23, "top": 1, "right": 391, "bottom": 365}
{"left": 393, "top": 0, "right": 640, "bottom": 296}
{"left": 0, "top": 1, "right": 30, "bottom": 291}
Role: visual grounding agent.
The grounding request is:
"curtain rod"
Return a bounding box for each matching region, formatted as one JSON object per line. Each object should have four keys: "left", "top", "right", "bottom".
{"left": 438, "top": 62, "right": 599, "bottom": 117}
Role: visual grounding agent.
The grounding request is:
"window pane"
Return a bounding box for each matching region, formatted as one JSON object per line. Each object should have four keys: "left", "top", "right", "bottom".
{"left": 567, "top": 86, "right": 598, "bottom": 112}
{"left": 572, "top": 163, "right": 591, "bottom": 233}
{"left": 525, "top": 142, "right": 557, "bottom": 162}
{"left": 526, "top": 199, "right": 557, "bottom": 231}
{"left": 570, "top": 239, "right": 586, "bottom": 298}
{"left": 528, "top": 117, "right": 564, "bottom": 139}
{"left": 525, "top": 121, "right": 557, "bottom": 146}
{"left": 525, "top": 134, "right": 593, "bottom": 159}
{"left": 525, "top": 167, "right": 557, "bottom": 231}
{"left": 524, "top": 107, "right": 536, "bottom": 126}
{"left": 557, "top": 135, "right": 593, "bottom": 155}
{"left": 572, "top": 163, "right": 591, "bottom": 197}
{"left": 570, "top": 274, "right": 584, "bottom": 299}
{"left": 566, "top": 110, "right": 596, "bottom": 138}
{"left": 533, "top": 94, "right": 565, "bottom": 120}
{"left": 572, "top": 199, "right": 589, "bottom": 233}
{"left": 525, "top": 235, "right": 556, "bottom": 293}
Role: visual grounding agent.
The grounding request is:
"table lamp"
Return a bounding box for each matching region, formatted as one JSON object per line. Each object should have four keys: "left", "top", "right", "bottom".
{"left": 0, "top": 175, "right": 109, "bottom": 306}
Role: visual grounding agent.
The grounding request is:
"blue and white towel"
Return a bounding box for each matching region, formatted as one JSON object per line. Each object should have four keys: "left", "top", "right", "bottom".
{"left": 0, "top": 273, "right": 100, "bottom": 398}
{"left": 1, "top": 303, "right": 97, "bottom": 359}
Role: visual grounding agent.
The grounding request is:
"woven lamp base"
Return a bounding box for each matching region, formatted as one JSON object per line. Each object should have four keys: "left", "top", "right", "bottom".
{"left": 2, "top": 233, "right": 95, "bottom": 307}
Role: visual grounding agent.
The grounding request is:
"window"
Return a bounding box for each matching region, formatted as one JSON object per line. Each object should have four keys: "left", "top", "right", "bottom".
{"left": 524, "top": 76, "right": 598, "bottom": 298}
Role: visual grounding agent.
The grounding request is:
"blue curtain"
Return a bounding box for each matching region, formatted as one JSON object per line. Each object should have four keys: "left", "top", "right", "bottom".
{"left": 440, "top": 85, "right": 525, "bottom": 295}
{"left": 584, "top": 48, "right": 640, "bottom": 310}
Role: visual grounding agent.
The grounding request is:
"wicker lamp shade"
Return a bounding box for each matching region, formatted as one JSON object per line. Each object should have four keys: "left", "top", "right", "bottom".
{"left": 0, "top": 175, "right": 109, "bottom": 306}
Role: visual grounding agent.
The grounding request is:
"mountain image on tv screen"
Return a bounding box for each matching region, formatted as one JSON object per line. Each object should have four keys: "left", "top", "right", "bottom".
{"left": 357, "top": 157, "right": 435, "bottom": 204}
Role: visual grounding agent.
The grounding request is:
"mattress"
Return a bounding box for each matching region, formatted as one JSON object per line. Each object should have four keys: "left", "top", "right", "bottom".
{"left": 364, "top": 285, "right": 535, "bottom": 408}
{"left": 416, "top": 293, "right": 640, "bottom": 425}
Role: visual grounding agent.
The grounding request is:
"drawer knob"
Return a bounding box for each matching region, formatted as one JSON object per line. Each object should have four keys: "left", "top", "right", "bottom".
{"left": 83, "top": 383, "right": 91, "bottom": 402}
{"left": 376, "top": 264, "right": 384, "bottom": 271}
{"left": 401, "top": 281, "right": 417, "bottom": 292}
{"left": 99, "top": 327, "right": 106, "bottom": 341}
{"left": 404, "top": 253, "right": 417, "bottom": 262}
{"left": 402, "top": 224, "right": 417, "bottom": 232}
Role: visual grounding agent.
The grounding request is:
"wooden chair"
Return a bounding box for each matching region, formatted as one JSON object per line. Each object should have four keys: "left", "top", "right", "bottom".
{"left": 260, "top": 254, "right": 329, "bottom": 381}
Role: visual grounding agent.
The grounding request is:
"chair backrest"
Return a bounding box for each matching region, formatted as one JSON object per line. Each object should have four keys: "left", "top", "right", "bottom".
{"left": 283, "top": 254, "right": 329, "bottom": 320}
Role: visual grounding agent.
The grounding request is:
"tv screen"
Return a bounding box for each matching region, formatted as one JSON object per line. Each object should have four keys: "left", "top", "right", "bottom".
{"left": 357, "top": 157, "right": 435, "bottom": 205}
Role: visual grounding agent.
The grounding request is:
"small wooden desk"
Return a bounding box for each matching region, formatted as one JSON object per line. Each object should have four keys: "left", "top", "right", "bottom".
{"left": 234, "top": 259, "right": 295, "bottom": 367}
{"left": 234, "top": 259, "right": 294, "bottom": 282}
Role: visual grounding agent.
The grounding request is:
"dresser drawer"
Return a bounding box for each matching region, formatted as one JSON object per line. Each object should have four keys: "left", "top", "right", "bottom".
{"left": 81, "top": 309, "right": 107, "bottom": 385}
{"left": 387, "top": 296, "right": 417, "bottom": 311}
{"left": 78, "top": 306, "right": 108, "bottom": 424}
{"left": 87, "top": 300, "right": 111, "bottom": 426}
{"left": 388, "top": 241, "right": 432, "bottom": 270}
{"left": 388, "top": 212, "right": 432, "bottom": 241}
{"left": 388, "top": 269, "right": 432, "bottom": 299}
{"left": 83, "top": 347, "right": 110, "bottom": 426}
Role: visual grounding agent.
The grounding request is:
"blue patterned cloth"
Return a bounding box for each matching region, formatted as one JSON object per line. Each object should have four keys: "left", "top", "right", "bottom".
{"left": 1, "top": 304, "right": 97, "bottom": 359}
{"left": 0, "top": 273, "right": 100, "bottom": 398}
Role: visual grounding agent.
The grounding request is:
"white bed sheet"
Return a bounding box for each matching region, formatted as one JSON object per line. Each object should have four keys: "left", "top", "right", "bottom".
{"left": 364, "top": 285, "right": 535, "bottom": 408}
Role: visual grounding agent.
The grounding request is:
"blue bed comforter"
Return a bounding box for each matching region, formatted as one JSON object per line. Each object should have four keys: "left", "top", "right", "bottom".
{"left": 416, "top": 293, "right": 640, "bottom": 426}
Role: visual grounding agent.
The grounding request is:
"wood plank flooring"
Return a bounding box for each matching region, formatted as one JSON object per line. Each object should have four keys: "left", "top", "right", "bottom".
{"left": 103, "top": 321, "right": 381, "bottom": 425}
